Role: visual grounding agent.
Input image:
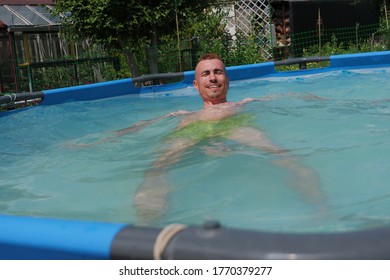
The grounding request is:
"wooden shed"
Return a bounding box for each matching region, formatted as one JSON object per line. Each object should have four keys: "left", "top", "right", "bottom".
{"left": 0, "top": 0, "right": 119, "bottom": 93}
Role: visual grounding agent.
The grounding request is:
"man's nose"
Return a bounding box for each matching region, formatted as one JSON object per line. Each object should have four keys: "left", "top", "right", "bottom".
{"left": 209, "top": 72, "right": 217, "bottom": 81}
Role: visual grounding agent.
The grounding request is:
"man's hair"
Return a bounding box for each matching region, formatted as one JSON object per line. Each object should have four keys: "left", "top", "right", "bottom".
{"left": 197, "top": 53, "right": 223, "bottom": 63}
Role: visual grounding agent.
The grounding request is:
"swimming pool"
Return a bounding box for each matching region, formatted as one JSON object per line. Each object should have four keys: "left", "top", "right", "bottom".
{"left": 1, "top": 51, "right": 390, "bottom": 259}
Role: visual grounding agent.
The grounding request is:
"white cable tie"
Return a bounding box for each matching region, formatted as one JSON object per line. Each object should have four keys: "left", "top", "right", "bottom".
{"left": 153, "top": 223, "right": 187, "bottom": 260}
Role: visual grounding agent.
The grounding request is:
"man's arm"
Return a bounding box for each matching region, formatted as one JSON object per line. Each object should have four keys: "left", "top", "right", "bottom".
{"left": 114, "top": 110, "right": 192, "bottom": 137}
{"left": 237, "top": 93, "right": 327, "bottom": 107}
{"left": 67, "top": 110, "right": 192, "bottom": 148}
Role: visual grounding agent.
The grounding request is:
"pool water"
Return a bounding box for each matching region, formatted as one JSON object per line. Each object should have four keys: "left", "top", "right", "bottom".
{"left": 1, "top": 68, "right": 390, "bottom": 233}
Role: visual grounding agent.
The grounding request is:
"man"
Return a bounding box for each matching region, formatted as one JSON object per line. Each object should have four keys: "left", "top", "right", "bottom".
{"left": 134, "top": 53, "right": 327, "bottom": 225}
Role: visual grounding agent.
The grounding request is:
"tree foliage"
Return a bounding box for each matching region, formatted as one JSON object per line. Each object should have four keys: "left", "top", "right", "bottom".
{"left": 165, "top": 7, "right": 266, "bottom": 69}
{"left": 52, "top": 0, "right": 218, "bottom": 76}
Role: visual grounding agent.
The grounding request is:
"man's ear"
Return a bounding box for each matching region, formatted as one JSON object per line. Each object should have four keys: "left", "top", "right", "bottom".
{"left": 193, "top": 80, "right": 199, "bottom": 90}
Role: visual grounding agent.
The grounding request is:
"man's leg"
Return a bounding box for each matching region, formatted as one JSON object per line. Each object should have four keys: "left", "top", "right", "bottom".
{"left": 226, "top": 126, "right": 327, "bottom": 210}
{"left": 226, "top": 126, "right": 285, "bottom": 153}
{"left": 134, "top": 138, "right": 197, "bottom": 225}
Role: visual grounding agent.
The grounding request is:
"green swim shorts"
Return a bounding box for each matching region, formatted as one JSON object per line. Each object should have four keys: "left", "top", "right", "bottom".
{"left": 167, "top": 113, "right": 254, "bottom": 141}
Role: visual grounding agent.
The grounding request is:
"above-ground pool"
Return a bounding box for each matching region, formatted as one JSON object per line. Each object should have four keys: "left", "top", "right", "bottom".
{"left": 1, "top": 51, "right": 390, "bottom": 259}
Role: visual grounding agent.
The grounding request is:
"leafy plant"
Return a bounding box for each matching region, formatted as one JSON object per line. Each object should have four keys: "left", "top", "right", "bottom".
{"left": 52, "top": 0, "right": 218, "bottom": 77}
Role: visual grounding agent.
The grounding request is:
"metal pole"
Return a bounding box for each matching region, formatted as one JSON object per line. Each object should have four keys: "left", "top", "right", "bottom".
{"left": 317, "top": 8, "right": 322, "bottom": 56}
{"left": 175, "top": 3, "right": 182, "bottom": 72}
{"left": 356, "top": 22, "right": 360, "bottom": 51}
{"left": 385, "top": 0, "right": 389, "bottom": 29}
{"left": 23, "top": 33, "right": 34, "bottom": 92}
{"left": 8, "top": 31, "right": 20, "bottom": 92}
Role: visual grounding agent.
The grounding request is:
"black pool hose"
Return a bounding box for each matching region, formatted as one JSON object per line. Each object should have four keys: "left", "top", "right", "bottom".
{"left": 111, "top": 221, "right": 390, "bottom": 260}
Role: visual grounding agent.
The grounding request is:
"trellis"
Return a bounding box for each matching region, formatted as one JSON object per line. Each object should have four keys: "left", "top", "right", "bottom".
{"left": 223, "top": 0, "right": 272, "bottom": 59}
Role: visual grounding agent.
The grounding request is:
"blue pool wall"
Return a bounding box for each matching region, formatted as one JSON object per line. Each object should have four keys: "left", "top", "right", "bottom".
{"left": 40, "top": 51, "right": 390, "bottom": 106}
{"left": 0, "top": 215, "right": 125, "bottom": 259}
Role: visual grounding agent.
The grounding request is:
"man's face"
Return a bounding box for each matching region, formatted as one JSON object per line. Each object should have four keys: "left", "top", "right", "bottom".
{"left": 193, "top": 59, "right": 229, "bottom": 104}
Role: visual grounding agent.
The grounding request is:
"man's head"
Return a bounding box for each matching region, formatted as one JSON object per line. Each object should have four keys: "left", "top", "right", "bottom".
{"left": 193, "top": 54, "right": 229, "bottom": 106}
